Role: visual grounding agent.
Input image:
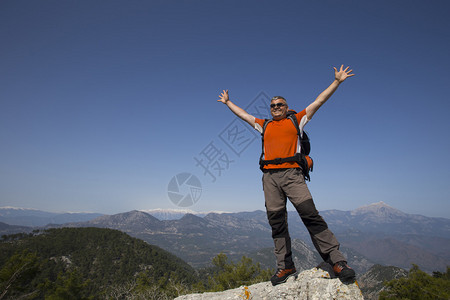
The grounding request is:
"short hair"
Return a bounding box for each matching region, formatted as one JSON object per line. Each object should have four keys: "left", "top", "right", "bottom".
{"left": 271, "top": 96, "right": 286, "bottom": 101}
{"left": 271, "top": 96, "right": 287, "bottom": 103}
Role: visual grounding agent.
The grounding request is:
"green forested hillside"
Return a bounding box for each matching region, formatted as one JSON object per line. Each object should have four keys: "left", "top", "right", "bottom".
{"left": 379, "top": 264, "right": 450, "bottom": 300}
{"left": 0, "top": 227, "right": 199, "bottom": 299}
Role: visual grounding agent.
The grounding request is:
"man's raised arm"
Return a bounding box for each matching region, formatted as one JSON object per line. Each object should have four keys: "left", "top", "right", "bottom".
{"left": 217, "top": 90, "right": 256, "bottom": 127}
{"left": 305, "top": 65, "right": 355, "bottom": 120}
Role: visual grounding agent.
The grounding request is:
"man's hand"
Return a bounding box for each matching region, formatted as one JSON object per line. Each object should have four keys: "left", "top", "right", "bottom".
{"left": 306, "top": 65, "right": 355, "bottom": 120}
{"left": 217, "top": 89, "right": 229, "bottom": 104}
{"left": 217, "top": 89, "right": 256, "bottom": 127}
{"left": 334, "top": 65, "right": 355, "bottom": 83}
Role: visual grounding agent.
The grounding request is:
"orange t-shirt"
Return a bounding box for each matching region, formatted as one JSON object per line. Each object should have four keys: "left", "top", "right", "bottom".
{"left": 255, "top": 109, "right": 308, "bottom": 169}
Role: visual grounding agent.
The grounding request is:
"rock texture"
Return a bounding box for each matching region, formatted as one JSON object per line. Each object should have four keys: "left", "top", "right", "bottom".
{"left": 175, "top": 268, "right": 364, "bottom": 300}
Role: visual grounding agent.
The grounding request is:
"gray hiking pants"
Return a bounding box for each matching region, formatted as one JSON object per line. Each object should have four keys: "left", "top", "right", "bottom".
{"left": 262, "top": 168, "right": 346, "bottom": 269}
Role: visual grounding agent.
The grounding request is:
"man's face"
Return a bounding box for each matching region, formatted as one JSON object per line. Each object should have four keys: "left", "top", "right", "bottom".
{"left": 270, "top": 99, "right": 288, "bottom": 120}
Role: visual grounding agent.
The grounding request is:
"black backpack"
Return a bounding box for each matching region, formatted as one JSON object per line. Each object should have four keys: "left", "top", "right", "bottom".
{"left": 259, "top": 110, "right": 314, "bottom": 180}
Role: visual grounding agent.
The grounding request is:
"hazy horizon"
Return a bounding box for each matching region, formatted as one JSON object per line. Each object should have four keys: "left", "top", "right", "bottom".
{"left": 2, "top": 201, "right": 448, "bottom": 220}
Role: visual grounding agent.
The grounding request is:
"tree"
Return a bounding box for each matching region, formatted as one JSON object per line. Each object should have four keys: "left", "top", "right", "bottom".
{"left": 206, "top": 253, "right": 272, "bottom": 292}
{"left": 42, "top": 270, "right": 94, "bottom": 300}
{"left": 379, "top": 264, "right": 450, "bottom": 300}
{"left": 0, "top": 250, "right": 40, "bottom": 300}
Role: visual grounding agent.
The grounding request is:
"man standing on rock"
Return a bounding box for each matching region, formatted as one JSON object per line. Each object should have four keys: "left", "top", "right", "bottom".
{"left": 217, "top": 65, "right": 356, "bottom": 286}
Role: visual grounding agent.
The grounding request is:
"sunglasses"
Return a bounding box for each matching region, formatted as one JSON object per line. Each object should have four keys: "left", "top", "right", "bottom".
{"left": 270, "top": 103, "right": 286, "bottom": 109}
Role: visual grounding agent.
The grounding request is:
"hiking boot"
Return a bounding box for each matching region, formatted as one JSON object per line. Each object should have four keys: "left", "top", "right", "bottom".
{"left": 270, "top": 268, "right": 297, "bottom": 286}
{"left": 333, "top": 261, "right": 356, "bottom": 283}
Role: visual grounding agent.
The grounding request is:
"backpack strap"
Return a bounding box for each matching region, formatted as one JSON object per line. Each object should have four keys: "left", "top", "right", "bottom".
{"left": 287, "top": 112, "right": 310, "bottom": 156}
{"left": 259, "top": 119, "right": 272, "bottom": 164}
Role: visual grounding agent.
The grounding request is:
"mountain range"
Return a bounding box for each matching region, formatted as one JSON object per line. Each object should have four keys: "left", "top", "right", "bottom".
{"left": 1, "top": 202, "right": 449, "bottom": 273}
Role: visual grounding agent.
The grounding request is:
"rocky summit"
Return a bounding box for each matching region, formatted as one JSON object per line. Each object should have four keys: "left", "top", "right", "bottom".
{"left": 175, "top": 268, "right": 364, "bottom": 300}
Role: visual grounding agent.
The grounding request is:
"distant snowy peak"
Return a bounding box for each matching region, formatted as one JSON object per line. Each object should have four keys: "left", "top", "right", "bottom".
{"left": 351, "top": 201, "right": 409, "bottom": 223}
{"left": 0, "top": 206, "right": 41, "bottom": 212}
{"left": 0, "top": 207, "right": 56, "bottom": 217}
{"left": 352, "top": 201, "right": 406, "bottom": 216}
{"left": 140, "top": 208, "right": 230, "bottom": 220}
{"left": 0, "top": 206, "right": 32, "bottom": 210}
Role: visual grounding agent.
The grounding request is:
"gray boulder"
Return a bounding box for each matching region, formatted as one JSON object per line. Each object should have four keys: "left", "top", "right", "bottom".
{"left": 175, "top": 268, "right": 364, "bottom": 300}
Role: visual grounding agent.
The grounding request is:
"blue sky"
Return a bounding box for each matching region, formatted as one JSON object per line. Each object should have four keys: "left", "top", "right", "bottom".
{"left": 1, "top": 0, "right": 449, "bottom": 218}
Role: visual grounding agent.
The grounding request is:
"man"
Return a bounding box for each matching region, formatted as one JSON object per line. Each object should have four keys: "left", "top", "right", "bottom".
{"left": 217, "top": 65, "right": 356, "bottom": 286}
